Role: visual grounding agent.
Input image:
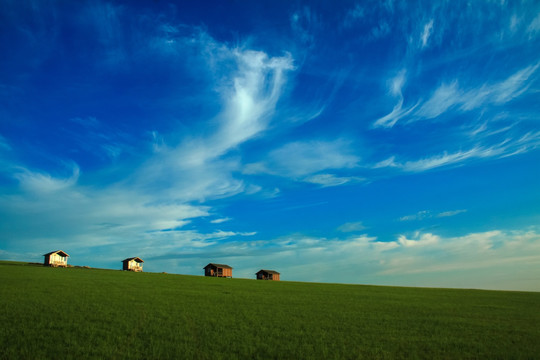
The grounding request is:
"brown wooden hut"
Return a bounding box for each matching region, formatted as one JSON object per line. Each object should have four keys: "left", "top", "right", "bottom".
{"left": 204, "top": 263, "right": 233, "bottom": 278}
{"left": 43, "top": 250, "right": 69, "bottom": 267}
{"left": 256, "top": 269, "right": 280, "bottom": 281}
{"left": 122, "top": 257, "right": 144, "bottom": 272}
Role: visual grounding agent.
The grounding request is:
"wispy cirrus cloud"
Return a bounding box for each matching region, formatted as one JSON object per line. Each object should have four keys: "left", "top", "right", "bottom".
{"left": 375, "top": 62, "right": 539, "bottom": 128}
{"left": 437, "top": 209, "right": 467, "bottom": 218}
{"left": 304, "top": 173, "right": 364, "bottom": 187}
{"left": 420, "top": 19, "right": 434, "bottom": 48}
{"left": 127, "top": 33, "right": 295, "bottom": 200}
{"left": 527, "top": 13, "right": 540, "bottom": 36}
{"left": 386, "top": 134, "right": 539, "bottom": 172}
{"left": 244, "top": 139, "right": 359, "bottom": 185}
{"left": 373, "top": 70, "right": 419, "bottom": 128}
{"left": 460, "top": 62, "right": 540, "bottom": 111}
{"left": 290, "top": 7, "right": 320, "bottom": 47}
{"left": 337, "top": 221, "right": 366, "bottom": 233}
{"left": 13, "top": 165, "right": 80, "bottom": 194}
{"left": 399, "top": 209, "right": 467, "bottom": 221}
{"left": 213, "top": 50, "right": 294, "bottom": 154}
{"left": 415, "top": 81, "right": 461, "bottom": 119}
{"left": 210, "top": 217, "right": 232, "bottom": 224}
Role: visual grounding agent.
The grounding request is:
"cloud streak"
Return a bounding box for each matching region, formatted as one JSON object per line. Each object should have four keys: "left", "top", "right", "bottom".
{"left": 421, "top": 19, "right": 434, "bottom": 48}
{"left": 374, "top": 63, "right": 539, "bottom": 128}
{"left": 244, "top": 139, "right": 360, "bottom": 185}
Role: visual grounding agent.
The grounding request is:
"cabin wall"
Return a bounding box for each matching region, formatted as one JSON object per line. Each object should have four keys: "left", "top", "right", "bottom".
{"left": 128, "top": 261, "right": 142, "bottom": 271}
{"left": 256, "top": 271, "right": 280, "bottom": 280}
{"left": 45, "top": 253, "right": 67, "bottom": 267}
{"left": 123, "top": 260, "right": 143, "bottom": 271}
{"left": 222, "top": 268, "right": 232, "bottom": 277}
{"left": 52, "top": 253, "right": 67, "bottom": 265}
{"left": 204, "top": 266, "right": 232, "bottom": 277}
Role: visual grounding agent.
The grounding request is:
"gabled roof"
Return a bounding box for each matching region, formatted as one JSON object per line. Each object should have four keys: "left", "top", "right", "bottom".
{"left": 204, "top": 263, "right": 233, "bottom": 269}
{"left": 43, "top": 250, "right": 69, "bottom": 257}
{"left": 257, "top": 269, "right": 280, "bottom": 275}
{"left": 122, "top": 257, "right": 144, "bottom": 263}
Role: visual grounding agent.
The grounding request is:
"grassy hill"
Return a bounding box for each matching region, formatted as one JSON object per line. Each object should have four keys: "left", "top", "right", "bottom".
{"left": 1, "top": 261, "right": 539, "bottom": 359}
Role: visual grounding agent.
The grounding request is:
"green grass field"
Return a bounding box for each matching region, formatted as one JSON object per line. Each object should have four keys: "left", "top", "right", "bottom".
{"left": 1, "top": 261, "right": 539, "bottom": 359}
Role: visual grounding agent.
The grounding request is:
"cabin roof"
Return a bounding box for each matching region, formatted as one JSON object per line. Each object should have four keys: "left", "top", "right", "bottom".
{"left": 204, "top": 263, "right": 233, "bottom": 269}
{"left": 43, "top": 250, "right": 70, "bottom": 257}
{"left": 257, "top": 269, "right": 280, "bottom": 275}
{"left": 122, "top": 257, "right": 144, "bottom": 263}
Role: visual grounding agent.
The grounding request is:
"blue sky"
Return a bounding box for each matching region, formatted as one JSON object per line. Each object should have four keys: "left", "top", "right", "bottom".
{"left": 1, "top": 0, "right": 539, "bottom": 291}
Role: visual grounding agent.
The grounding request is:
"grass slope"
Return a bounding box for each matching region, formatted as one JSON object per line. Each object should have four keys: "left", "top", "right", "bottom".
{"left": 1, "top": 261, "right": 539, "bottom": 359}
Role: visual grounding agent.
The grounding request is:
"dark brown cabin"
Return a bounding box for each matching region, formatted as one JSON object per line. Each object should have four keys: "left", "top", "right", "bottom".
{"left": 122, "top": 257, "right": 144, "bottom": 272}
{"left": 256, "top": 269, "right": 280, "bottom": 281}
{"left": 43, "top": 250, "right": 69, "bottom": 267}
{"left": 204, "top": 263, "right": 233, "bottom": 278}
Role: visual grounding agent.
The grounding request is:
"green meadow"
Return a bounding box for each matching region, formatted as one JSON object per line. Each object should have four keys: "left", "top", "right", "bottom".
{"left": 1, "top": 261, "right": 539, "bottom": 359}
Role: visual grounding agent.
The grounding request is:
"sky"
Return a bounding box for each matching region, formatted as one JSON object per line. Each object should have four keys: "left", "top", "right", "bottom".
{"left": 1, "top": 0, "right": 539, "bottom": 291}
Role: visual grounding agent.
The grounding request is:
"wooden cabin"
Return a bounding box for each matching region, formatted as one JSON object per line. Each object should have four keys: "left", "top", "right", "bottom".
{"left": 43, "top": 250, "right": 69, "bottom": 267}
{"left": 256, "top": 269, "right": 280, "bottom": 281}
{"left": 204, "top": 263, "right": 233, "bottom": 278}
{"left": 122, "top": 257, "right": 144, "bottom": 272}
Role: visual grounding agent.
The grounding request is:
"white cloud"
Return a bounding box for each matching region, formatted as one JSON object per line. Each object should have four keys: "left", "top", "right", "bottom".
{"left": 0, "top": 175, "right": 211, "bottom": 255}
{"left": 337, "top": 221, "right": 366, "bottom": 233}
{"left": 14, "top": 165, "right": 80, "bottom": 194}
{"left": 399, "top": 210, "right": 431, "bottom": 222}
{"left": 244, "top": 139, "right": 359, "bottom": 182}
{"left": 392, "top": 133, "right": 538, "bottom": 172}
{"left": 527, "top": 13, "right": 540, "bottom": 35}
{"left": 421, "top": 19, "right": 434, "bottom": 48}
{"left": 462, "top": 63, "right": 539, "bottom": 110}
{"left": 509, "top": 14, "right": 521, "bottom": 33}
{"left": 118, "top": 34, "right": 298, "bottom": 202}
{"left": 422, "top": 63, "right": 539, "bottom": 116}
{"left": 372, "top": 156, "right": 399, "bottom": 168}
{"left": 390, "top": 69, "right": 407, "bottom": 96}
{"left": 437, "top": 209, "right": 467, "bottom": 218}
{"left": 401, "top": 148, "right": 482, "bottom": 171}
{"left": 213, "top": 49, "right": 294, "bottom": 155}
{"left": 304, "top": 174, "right": 363, "bottom": 187}
{"left": 373, "top": 99, "right": 418, "bottom": 128}
{"left": 415, "top": 81, "right": 461, "bottom": 119}
{"left": 398, "top": 232, "right": 439, "bottom": 247}
{"left": 373, "top": 70, "right": 420, "bottom": 128}
{"left": 204, "top": 230, "right": 257, "bottom": 239}
{"left": 210, "top": 217, "right": 232, "bottom": 224}
{"left": 374, "top": 63, "right": 539, "bottom": 127}
{"left": 399, "top": 209, "right": 467, "bottom": 221}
